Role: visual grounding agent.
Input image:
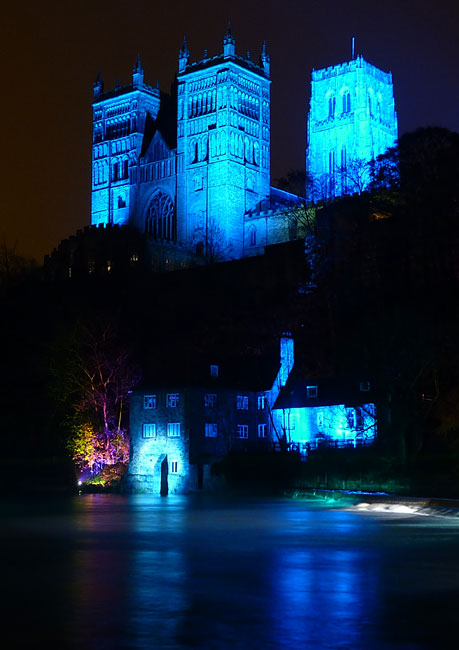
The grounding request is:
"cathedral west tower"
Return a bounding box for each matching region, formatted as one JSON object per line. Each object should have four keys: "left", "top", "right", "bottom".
{"left": 91, "top": 58, "right": 160, "bottom": 227}
{"left": 176, "top": 26, "right": 271, "bottom": 258}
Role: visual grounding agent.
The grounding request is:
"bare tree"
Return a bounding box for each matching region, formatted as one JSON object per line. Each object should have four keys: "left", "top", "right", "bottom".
{"left": 51, "top": 320, "right": 141, "bottom": 474}
{"left": 0, "top": 239, "right": 37, "bottom": 289}
{"left": 193, "top": 219, "right": 233, "bottom": 263}
{"left": 337, "top": 157, "right": 372, "bottom": 195}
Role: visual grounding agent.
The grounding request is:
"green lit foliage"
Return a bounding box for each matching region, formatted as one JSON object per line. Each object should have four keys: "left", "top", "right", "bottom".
{"left": 67, "top": 422, "right": 129, "bottom": 474}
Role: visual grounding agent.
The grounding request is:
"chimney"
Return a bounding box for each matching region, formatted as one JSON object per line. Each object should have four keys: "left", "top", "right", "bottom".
{"left": 279, "top": 333, "right": 294, "bottom": 387}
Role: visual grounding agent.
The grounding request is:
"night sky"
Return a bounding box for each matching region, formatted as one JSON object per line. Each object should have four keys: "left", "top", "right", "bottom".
{"left": 4, "top": 0, "right": 459, "bottom": 261}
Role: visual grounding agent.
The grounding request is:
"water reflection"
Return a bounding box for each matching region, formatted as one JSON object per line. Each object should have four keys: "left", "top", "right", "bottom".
{"left": 127, "top": 547, "right": 188, "bottom": 647}
{"left": 1, "top": 495, "right": 459, "bottom": 649}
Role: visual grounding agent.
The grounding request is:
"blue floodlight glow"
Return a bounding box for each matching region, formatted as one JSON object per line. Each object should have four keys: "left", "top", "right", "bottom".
{"left": 90, "top": 31, "right": 272, "bottom": 260}
{"left": 272, "top": 403, "right": 377, "bottom": 448}
{"left": 307, "top": 56, "right": 398, "bottom": 200}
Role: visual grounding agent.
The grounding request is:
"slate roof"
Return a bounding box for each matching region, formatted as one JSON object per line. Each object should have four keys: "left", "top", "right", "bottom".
{"left": 180, "top": 54, "right": 268, "bottom": 79}
{"left": 273, "top": 369, "right": 375, "bottom": 410}
{"left": 245, "top": 187, "right": 304, "bottom": 217}
{"left": 140, "top": 88, "right": 177, "bottom": 157}
{"left": 134, "top": 346, "right": 280, "bottom": 394}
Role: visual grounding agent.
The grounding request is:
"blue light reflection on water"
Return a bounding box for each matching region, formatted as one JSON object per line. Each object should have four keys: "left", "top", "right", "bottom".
{"left": 2, "top": 495, "right": 459, "bottom": 649}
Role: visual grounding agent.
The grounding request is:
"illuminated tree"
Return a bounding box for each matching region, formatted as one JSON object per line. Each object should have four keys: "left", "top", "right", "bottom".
{"left": 52, "top": 321, "right": 141, "bottom": 478}
{"left": 68, "top": 422, "right": 130, "bottom": 475}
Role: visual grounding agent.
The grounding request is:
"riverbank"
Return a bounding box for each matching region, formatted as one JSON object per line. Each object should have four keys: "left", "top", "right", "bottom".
{"left": 291, "top": 488, "right": 459, "bottom": 517}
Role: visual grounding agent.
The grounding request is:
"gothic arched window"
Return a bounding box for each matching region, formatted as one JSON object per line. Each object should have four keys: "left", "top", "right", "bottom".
{"left": 112, "top": 159, "right": 119, "bottom": 182}
{"left": 342, "top": 92, "right": 351, "bottom": 113}
{"left": 328, "top": 96, "right": 336, "bottom": 118}
{"left": 253, "top": 142, "right": 260, "bottom": 166}
{"left": 189, "top": 139, "right": 198, "bottom": 164}
{"left": 145, "top": 191, "right": 176, "bottom": 242}
{"left": 249, "top": 226, "right": 257, "bottom": 247}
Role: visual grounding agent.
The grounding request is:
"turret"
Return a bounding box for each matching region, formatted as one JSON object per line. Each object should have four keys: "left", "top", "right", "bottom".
{"left": 223, "top": 23, "right": 236, "bottom": 58}
{"left": 93, "top": 72, "right": 104, "bottom": 99}
{"left": 178, "top": 37, "right": 190, "bottom": 73}
{"left": 132, "top": 55, "right": 144, "bottom": 87}
{"left": 260, "top": 41, "right": 270, "bottom": 78}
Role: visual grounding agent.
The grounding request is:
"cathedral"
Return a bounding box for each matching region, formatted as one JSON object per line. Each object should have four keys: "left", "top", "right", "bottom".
{"left": 90, "top": 27, "right": 398, "bottom": 264}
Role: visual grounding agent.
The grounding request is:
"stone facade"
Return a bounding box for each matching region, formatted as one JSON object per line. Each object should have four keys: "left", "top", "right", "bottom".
{"left": 307, "top": 55, "right": 398, "bottom": 200}
{"left": 90, "top": 33, "right": 399, "bottom": 264}
{"left": 126, "top": 384, "right": 271, "bottom": 494}
{"left": 91, "top": 27, "right": 277, "bottom": 262}
{"left": 272, "top": 376, "right": 378, "bottom": 453}
{"left": 92, "top": 60, "right": 161, "bottom": 228}
{"left": 126, "top": 336, "right": 295, "bottom": 494}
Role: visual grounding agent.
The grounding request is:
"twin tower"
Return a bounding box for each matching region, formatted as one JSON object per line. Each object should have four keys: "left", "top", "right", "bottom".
{"left": 91, "top": 27, "right": 397, "bottom": 261}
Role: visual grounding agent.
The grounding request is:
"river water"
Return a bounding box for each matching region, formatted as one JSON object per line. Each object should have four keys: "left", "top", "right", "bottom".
{"left": 2, "top": 494, "right": 459, "bottom": 649}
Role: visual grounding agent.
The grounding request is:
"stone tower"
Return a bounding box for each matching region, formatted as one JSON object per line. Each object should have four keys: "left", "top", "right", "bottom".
{"left": 91, "top": 57, "right": 160, "bottom": 226}
{"left": 306, "top": 55, "right": 398, "bottom": 200}
{"left": 176, "top": 26, "right": 271, "bottom": 258}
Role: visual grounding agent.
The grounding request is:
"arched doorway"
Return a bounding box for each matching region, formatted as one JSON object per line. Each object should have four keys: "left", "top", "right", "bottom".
{"left": 160, "top": 455, "right": 168, "bottom": 496}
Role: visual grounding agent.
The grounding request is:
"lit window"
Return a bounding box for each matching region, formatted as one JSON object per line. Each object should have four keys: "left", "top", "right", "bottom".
{"left": 257, "top": 395, "right": 266, "bottom": 410}
{"left": 257, "top": 423, "right": 266, "bottom": 438}
{"left": 205, "top": 423, "right": 218, "bottom": 437}
{"left": 144, "top": 395, "right": 156, "bottom": 409}
{"left": 167, "top": 393, "right": 179, "bottom": 408}
{"left": 142, "top": 423, "right": 156, "bottom": 438}
{"left": 210, "top": 364, "right": 219, "bottom": 377}
{"left": 237, "top": 424, "right": 249, "bottom": 439}
{"left": 347, "top": 409, "right": 356, "bottom": 429}
{"left": 360, "top": 381, "right": 370, "bottom": 392}
{"left": 204, "top": 393, "right": 217, "bottom": 408}
{"left": 237, "top": 395, "right": 249, "bottom": 410}
{"left": 167, "top": 422, "right": 181, "bottom": 437}
{"left": 306, "top": 386, "right": 318, "bottom": 398}
{"left": 170, "top": 461, "right": 178, "bottom": 473}
{"left": 317, "top": 411, "right": 324, "bottom": 427}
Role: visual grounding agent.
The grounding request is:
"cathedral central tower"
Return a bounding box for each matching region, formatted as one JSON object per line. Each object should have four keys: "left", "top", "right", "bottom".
{"left": 307, "top": 54, "right": 398, "bottom": 201}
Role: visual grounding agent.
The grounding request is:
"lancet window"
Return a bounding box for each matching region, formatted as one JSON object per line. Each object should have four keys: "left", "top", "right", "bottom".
{"left": 145, "top": 191, "right": 176, "bottom": 241}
